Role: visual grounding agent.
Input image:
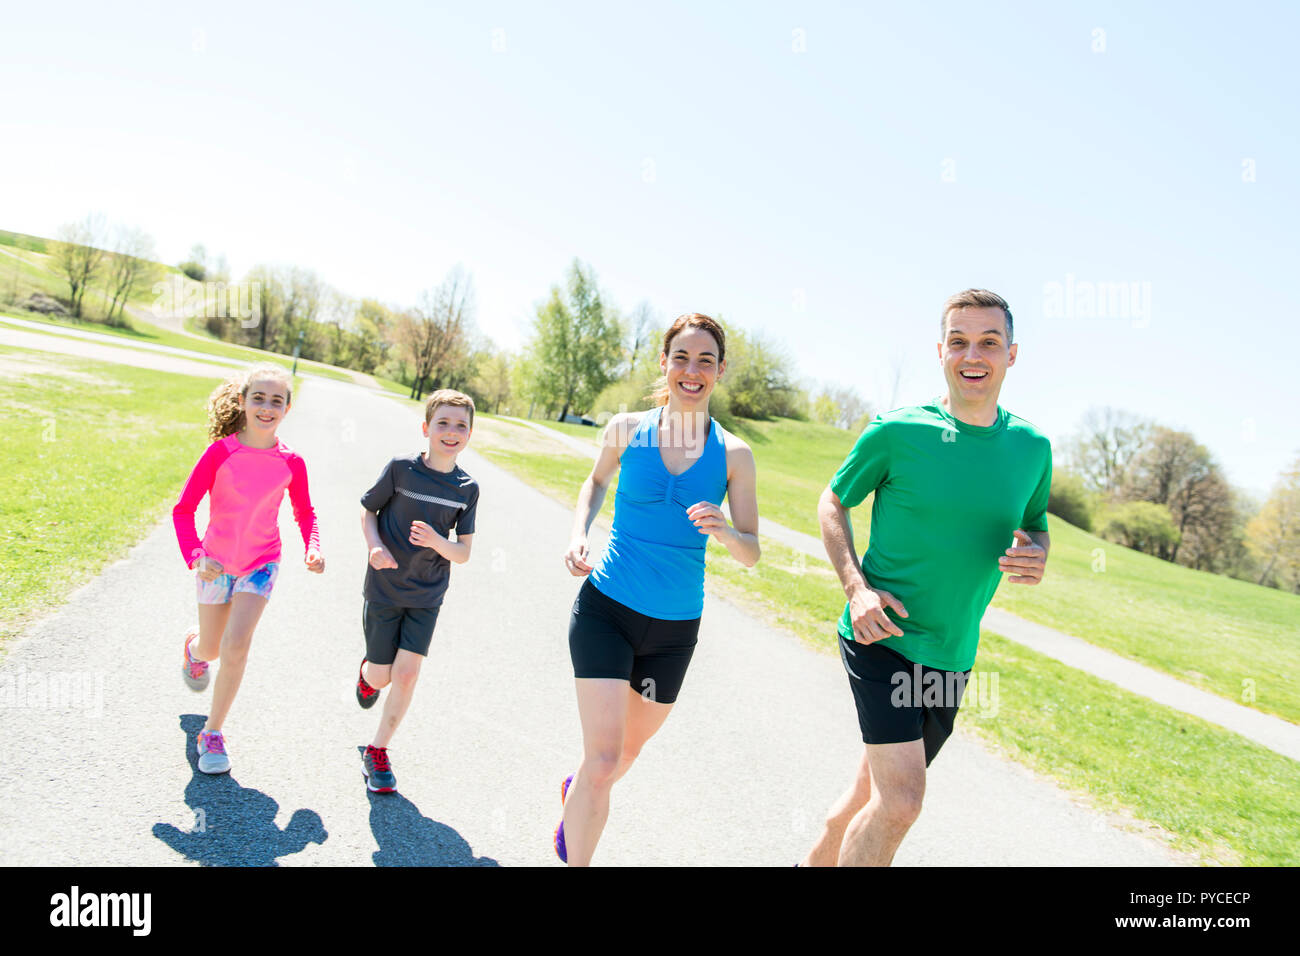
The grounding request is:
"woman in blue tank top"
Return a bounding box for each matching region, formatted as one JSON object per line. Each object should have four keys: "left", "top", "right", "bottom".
{"left": 553, "top": 313, "right": 761, "bottom": 865}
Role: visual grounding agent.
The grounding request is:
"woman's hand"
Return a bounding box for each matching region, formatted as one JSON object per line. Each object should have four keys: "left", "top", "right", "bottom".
{"left": 686, "top": 502, "right": 732, "bottom": 541}
{"left": 304, "top": 549, "right": 325, "bottom": 574}
{"left": 564, "top": 536, "right": 593, "bottom": 576}
{"left": 193, "top": 555, "right": 224, "bottom": 582}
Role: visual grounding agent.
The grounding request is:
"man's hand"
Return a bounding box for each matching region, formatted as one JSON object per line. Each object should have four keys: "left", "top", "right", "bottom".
{"left": 193, "top": 555, "right": 224, "bottom": 582}
{"left": 999, "top": 529, "right": 1047, "bottom": 584}
{"left": 564, "top": 536, "right": 593, "bottom": 576}
{"left": 847, "top": 585, "right": 909, "bottom": 644}
{"left": 369, "top": 546, "right": 398, "bottom": 570}
{"left": 304, "top": 549, "right": 325, "bottom": 574}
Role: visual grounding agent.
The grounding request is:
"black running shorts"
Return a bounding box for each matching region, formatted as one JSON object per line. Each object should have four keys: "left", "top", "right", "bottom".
{"left": 569, "top": 579, "right": 700, "bottom": 705}
{"left": 363, "top": 600, "right": 440, "bottom": 665}
{"left": 839, "top": 634, "right": 970, "bottom": 767}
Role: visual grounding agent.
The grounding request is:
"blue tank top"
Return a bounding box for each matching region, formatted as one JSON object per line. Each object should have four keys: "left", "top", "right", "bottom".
{"left": 588, "top": 407, "right": 729, "bottom": 620}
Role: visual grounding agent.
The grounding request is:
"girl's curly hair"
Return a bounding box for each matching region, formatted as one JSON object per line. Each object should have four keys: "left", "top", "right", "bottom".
{"left": 205, "top": 363, "right": 293, "bottom": 442}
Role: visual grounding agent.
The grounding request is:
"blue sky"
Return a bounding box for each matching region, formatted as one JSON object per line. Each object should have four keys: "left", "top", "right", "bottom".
{"left": 2, "top": 1, "right": 1295, "bottom": 494}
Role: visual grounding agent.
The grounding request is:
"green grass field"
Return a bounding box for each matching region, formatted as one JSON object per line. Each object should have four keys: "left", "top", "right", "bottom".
{"left": 0, "top": 346, "right": 215, "bottom": 644}
{"left": 468, "top": 420, "right": 1300, "bottom": 865}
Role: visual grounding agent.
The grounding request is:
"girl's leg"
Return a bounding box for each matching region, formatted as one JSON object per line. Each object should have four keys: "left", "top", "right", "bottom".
{"left": 562, "top": 677, "right": 631, "bottom": 867}
{"left": 371, "top": 649, "right": 423, "bottom": 749}
{"left": 204, "top": 592, "right": 269, "bottom": 733}
{"left": 193, "top": 601, "right": 232, "bottom": 661}
{"left": 610, "top": 685, "right": 673, "bottom": 785}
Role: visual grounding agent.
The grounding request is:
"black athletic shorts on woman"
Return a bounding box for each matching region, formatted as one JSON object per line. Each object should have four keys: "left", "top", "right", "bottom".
{"left": 839, "top": 634, "right": 970, "bottom": 767}
{"left": 569, "top": 579, "right": 700, "bottom": 704}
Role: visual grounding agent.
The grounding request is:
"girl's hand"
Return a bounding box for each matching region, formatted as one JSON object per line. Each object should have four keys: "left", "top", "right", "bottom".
{"left": 305, "top": 549, "right": 325, "bottom": 574}
{"left": 564, "top": 537, "right": 593, "bottom": 576}
{"left": 409, "top": 520, "right": 442, "bottom": 549}
{"left": 369, "top": 546, "right": 398, "bottom": 570}
{"left": 193, "top": 555, "right": 224, "bottom": 582}
{"left": 686, "top": 502, "right": 731, "bottom": 540}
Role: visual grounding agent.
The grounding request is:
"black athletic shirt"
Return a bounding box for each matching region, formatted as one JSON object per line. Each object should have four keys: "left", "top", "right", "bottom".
{"left": 360, "top": 454, "right": 479, "bottom": 608}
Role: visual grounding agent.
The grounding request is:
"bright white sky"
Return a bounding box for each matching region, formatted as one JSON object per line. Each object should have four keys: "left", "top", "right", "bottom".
{"left": 1, "top": 1, "right": 1295, "bottom": 495}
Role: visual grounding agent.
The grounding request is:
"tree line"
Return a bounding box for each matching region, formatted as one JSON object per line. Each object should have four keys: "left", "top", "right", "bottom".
{"left": 1051, "top": 407, "right": 1300, "bottom": 592}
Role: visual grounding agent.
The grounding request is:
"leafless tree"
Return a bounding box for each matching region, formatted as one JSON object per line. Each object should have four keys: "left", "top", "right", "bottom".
{"left": 104, "top": 226, "right": 157, "bottom": 325}
{"left": 54, "top": 214, "right": 108, "bottom": 317}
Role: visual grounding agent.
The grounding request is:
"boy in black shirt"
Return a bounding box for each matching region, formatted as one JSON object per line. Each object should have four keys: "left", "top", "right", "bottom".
{"left": 355, "top": 389, "right": 479, "bottom": 793}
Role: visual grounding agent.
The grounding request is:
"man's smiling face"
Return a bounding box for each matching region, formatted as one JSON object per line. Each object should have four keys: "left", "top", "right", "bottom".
{"left": 938, "top": 305, "right": 1017, "bottom": 408}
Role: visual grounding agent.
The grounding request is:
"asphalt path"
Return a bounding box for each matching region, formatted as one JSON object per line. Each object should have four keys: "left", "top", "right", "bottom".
{"left": 0, "top": 362, "right": 1197, "bottom": 866}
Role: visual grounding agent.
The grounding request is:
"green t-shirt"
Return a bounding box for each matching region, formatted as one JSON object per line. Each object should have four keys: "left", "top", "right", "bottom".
{"left": 831, "top": 401, "right": 1052, "bottom": 671}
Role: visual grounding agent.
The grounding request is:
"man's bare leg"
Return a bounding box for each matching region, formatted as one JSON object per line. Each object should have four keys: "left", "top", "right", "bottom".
{"left": 837, "top": 739, "right": 927, "bottom": 867}
{"left": 802, "top": 745, "right": 873, "bottom": 866}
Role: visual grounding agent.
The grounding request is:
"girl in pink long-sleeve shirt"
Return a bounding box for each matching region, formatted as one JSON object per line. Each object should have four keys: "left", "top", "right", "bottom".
{"left": 172, "top": 363, "right": 324, "bottom": 774}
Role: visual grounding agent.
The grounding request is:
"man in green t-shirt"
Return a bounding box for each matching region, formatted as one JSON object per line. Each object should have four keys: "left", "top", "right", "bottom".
{"left": 801, "top": 289, "right": 1052, "bottom": 867}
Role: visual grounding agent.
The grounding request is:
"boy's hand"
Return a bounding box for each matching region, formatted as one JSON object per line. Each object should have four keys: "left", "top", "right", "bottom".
{"left": 305, "top": 549, "right": 325, "bottom": 574}
{"left": 193, "top": 555, "right": 224, "bottom": 582}
{"left": 409, "top": 520, "right": 442, "bottom": 549}
{"left": 369, "top": 546, "right": 398, "bottom": 570}
{"left": 564, "top": 537, "right": 593, "bottom": 576}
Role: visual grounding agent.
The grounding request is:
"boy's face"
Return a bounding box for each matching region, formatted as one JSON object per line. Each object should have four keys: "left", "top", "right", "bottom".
{"left": 422, "top": 404, "right": 473, "bottom": 457}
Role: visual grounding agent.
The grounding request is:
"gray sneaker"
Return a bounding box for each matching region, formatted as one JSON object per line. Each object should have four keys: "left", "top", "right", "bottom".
{"left": 197, "top": 730, "right": 231, "bottom": 774}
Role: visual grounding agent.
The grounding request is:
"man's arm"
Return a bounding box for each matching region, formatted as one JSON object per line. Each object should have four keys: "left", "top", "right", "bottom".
{"left": 819, "top": 485, "right": 909, "bottom": 644}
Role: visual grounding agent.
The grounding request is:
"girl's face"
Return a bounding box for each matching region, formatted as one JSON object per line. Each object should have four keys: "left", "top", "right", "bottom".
{"left": 240, "top": 377, "right": 290, "bottom": 435}
{"left": 660, "top": 326, "right": 724, "bottom": 406}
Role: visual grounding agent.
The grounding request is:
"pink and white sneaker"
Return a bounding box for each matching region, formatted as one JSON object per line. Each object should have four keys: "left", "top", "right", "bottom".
{"left": 182, "top": 628, "right": 210, "bottom": 692}
{"left": 197, "top": 729, "right": 230, "bottom": 774}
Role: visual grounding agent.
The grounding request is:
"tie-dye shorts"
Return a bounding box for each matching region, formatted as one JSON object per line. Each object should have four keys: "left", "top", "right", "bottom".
{"left": 196, "top": 561, "right": 280, "bottom": 605}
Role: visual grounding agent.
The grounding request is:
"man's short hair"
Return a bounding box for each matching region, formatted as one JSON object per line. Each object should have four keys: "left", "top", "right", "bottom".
{"left": 424, "top": 388, "right": 475, "bottom": 428}
{"left": 941, "top": 289, "right": 1013, "bottom": 343}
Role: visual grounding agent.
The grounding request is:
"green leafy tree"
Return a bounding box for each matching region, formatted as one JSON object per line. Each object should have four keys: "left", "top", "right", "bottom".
{"left": 1247, "top": 456, "right": 1300, "bottom": 591}
{"left": 523, "top": 260, "right": 623, "bottom": 421}
{"left": 1048, "top": 468, "right": 1095, "bottom": 532}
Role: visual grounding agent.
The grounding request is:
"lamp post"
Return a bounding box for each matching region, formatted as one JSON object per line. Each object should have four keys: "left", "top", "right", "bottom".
{"left": 291, "top": 329, "right": 304, "bottom": 375}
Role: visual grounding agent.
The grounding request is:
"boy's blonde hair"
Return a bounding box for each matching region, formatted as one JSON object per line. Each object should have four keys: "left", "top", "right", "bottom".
{"left": 424, "top": 389, "right": 475, "bottom": 428}
{"left": 206, "top": 363, "right": 293, "bottom": 442}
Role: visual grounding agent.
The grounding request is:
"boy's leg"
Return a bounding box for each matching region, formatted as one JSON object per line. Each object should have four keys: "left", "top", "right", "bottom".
{"left": 371, "top": 648, "right": 424, "bottom": 749}
{"left": 363, "top": 662, "right": 392, "bottom": 689}
{"left": 204, "top": 592, "right": 269, "bottom": 732}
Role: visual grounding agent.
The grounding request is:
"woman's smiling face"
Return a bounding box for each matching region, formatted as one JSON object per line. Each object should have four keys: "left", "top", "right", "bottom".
{"left": 660, "top": 326, "right": 724, "bottom": 406}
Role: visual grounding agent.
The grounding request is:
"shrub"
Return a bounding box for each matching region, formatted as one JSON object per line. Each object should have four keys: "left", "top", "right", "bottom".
{"left": 1098, "top": 501, "right": 1181, "bottom": 557}
{"left": 1048, "top": 469, "right": 1095, "bottom": 532}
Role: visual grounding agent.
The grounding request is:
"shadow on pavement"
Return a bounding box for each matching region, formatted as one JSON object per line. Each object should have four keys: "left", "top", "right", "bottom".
{"left": 361, "top": 748, "right": 498, "bottom": 866}
{"left": 152, "top": 714, "right": 328, "bottom": 866}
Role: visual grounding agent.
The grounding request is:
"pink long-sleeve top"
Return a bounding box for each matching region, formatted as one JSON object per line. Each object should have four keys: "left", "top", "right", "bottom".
{"left": 173, "top": 434, "right": 321, "bottom": 577}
